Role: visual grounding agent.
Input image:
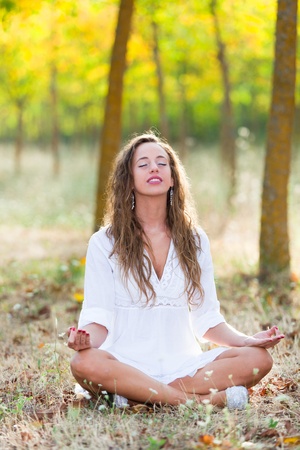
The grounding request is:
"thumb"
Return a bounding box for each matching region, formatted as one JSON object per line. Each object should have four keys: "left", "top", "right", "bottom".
{"left": 68, "top": 326, "right": 76, "bottom": 337}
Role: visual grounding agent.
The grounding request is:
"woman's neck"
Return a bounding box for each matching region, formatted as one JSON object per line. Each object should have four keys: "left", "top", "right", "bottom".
{"left": 135, "top": 197, "right": 168, "bottom": 234}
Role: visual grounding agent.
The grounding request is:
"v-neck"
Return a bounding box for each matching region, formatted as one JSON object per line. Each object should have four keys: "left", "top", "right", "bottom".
{"left": 144, "top": 239, "right": 173, "bottom": 283}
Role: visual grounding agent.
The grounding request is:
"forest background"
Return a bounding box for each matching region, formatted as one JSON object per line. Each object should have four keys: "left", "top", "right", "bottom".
{"left": 0, "top": 0, "right": 284, "bottom": 146}
{"left": 0, "top": 0, "right": 300, "bottom": 449}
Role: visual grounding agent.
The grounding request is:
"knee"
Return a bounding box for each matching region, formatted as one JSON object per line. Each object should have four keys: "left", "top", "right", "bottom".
{"left": 70, "top": 349, "right": 112, "bottom": 382}
{"left": 70, "top": 350, "right": 96, "bottom": 379}
{"left": 262, "top": 348, "right": 273, "bottom": 373}
{"left": 70, "top": 351, "right": 84, "bottom": 378}
{"left": 252, "top": 347, "right": 273, "bottom": 377}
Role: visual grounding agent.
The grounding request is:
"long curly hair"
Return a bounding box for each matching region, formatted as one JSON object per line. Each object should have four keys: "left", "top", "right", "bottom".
{"left": 103, "top": 132, "right": 203, "bottom": 305}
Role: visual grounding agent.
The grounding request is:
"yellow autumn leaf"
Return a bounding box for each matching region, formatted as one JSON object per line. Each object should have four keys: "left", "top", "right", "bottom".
{"left": 278, "top": 436, "right": 300, "bottom": 446}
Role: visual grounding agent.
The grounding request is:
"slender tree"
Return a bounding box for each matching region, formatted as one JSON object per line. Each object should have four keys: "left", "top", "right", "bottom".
{"left": 14, "top": 98, "right": 25, "bottom": 174}
{"left": 151, "top": 19, "right": 169, "bottom": 140}
{"left": 94, "top": 0, "right": 134, "bottom": 229}
{"left": 49, "top": 2, "right": 60, "bottom": 177}
{"left": 178, "top": 75, "right": 188, "bottom": 161}
{"left": 50, "top": 64, "right": 59, "bottom": 176}
{"left": 210, "top": 0, "right": 236, "bottom": 198}
{"left": 259, "top": 0, "right": 297, "bottom": 280}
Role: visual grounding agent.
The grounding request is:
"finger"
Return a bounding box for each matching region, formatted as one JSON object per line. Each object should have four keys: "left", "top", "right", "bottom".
{"left": 265, "top": 336, "right": 284, "bottom": 348}
{"left": 80, "top": 330, "right": 87, "bottom": 345}
{"left": 271, "top": 334, "right": 284, "bottom": 341}
{"left": 275, "top": 328, "right": 285, "bottom": 338}
{"left": 265, "top": 326, "right": 277, "bottom": 338}
{"left": 75, "top": 330, "right": 83, "bottom": 345}
{"left": 270, "top": 325, "right": 280, "bottom": 337}
{"left": 68, "top": 327, "right": 77, "bottom": 343}
{"left": 76, "top": 330, "right": 88, "bottom": 346}
{"left": 68, "top": 327, "right": 76, "bottom": 336}
{"left": 68, "top": 326, "right": 76, "bottom": 337}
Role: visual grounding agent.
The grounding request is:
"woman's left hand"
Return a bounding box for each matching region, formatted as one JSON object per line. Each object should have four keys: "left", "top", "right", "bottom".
{"left": 244, "top": 325, "right": 285, "bottom": 349}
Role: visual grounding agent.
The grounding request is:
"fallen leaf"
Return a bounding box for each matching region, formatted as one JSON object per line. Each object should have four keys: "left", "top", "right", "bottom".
{"left": 66, "top": 305, "right": 81, "bottom": 313}
{"left": 284, "top": 420, "right": 295, "bottom": 435}
{"left": 129, "top": 404, "right": 154, "bottom": 414}
{"left": 260, "top": 429, "right": 279, "bottom": 438}
{"left": 198, "top": 435, "right": 214, "bottom": 445}
{"left": 255, "top": 376, "right": 297, "bottom": 396}
{"left": 277, "top": 435, "right": 300, "bottom": 446}
{"left": 244, "top": 428, "right": 259, "bottom": 441}
{"left": 21, "top": 430, "right": 32, "bottom": 442}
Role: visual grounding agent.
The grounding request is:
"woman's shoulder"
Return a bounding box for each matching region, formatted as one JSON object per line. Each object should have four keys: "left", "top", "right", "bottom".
{"left": 193, "top": 226, "right": 211, "bottom": 255}
{"left": 88, "top": 226, "right": 114, "bottom": 251}
{"left": 194, "top": 226, "right": 209, "bottom": 243}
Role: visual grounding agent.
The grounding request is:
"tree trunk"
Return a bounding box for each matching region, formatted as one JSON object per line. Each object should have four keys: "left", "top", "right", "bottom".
{"left": 210, "top": 0, "right": 236, "bottom": 198}
{"left": 94, "top": 0, "right": 134, "bottom": 230}
{"left": 151, "top": 19, "right": 169, "bottom": 140}
{"left": 178, "top": 79, "right": 188, "bottom": 162}
{"left": 50, "top": 64, "right": 60, "bottom": 176}
{"left": 259, "top": 0, "right": 297, "bottom": 280}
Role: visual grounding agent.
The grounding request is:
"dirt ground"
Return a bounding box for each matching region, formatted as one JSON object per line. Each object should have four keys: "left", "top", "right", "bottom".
{"left": 0, "top": 226, "right": 90, "bottom": 267}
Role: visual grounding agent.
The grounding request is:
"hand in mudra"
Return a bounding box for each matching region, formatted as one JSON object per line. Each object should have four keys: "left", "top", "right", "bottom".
{"left": 67, "top": 327, "right": 91, "bottom": 351}
{"left": 244, "top": 325, "right": 285, "bottom": 349}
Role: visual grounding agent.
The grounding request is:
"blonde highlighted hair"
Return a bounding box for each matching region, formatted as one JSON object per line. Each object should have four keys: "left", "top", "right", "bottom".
{"left": 104, "top": 132, "right": 203, "bottom": 305}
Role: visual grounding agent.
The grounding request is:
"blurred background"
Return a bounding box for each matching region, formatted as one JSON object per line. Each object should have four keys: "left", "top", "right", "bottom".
{"left": 0, "top": 0, "right": 299, "bottom": 278}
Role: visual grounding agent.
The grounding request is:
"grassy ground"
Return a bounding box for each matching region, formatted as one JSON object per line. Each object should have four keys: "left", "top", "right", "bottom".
{"left": 0, "top": 142, "right": 299, "bottom": 449}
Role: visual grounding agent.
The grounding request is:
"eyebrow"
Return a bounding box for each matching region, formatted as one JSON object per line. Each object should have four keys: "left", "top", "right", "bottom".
{"left": 136, "top": 155, "right": 167, "bottom": 163}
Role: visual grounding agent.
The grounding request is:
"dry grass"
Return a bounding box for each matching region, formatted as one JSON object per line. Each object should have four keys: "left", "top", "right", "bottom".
{"left": 0, "top": 269, "right": 299, "bottom": 449}
{"left": 0, "top": 143, "right": 300, "bottom": 449}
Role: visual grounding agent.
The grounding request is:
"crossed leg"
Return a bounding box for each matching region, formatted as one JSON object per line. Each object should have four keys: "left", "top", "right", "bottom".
{"left": 169, "top": 347, "right": 273, "bottom": 405}
{"left": 70, "top": 346, "right": 273, "bottom": 407}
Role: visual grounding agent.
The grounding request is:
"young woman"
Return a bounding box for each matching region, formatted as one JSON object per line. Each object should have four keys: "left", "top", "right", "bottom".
{"left": 68, "top": 133, "right": 284, "bottom": 409}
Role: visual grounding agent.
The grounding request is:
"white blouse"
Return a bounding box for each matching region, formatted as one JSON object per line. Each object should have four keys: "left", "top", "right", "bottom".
{"left": 78, "top": 227, "right": 227, "bottom": 384}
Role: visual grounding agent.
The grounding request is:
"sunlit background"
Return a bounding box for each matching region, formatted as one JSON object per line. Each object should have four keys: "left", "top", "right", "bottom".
{"left": 0, "top": 0, "right": 299, "bottom": 275}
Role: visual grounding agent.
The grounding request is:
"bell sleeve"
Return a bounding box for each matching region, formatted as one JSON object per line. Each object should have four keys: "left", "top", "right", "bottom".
{"left": 190, "top": 229, "right": 225, "bottom": 341}
{"left": 78, "top": 231, "right": 115, "bottom": 332}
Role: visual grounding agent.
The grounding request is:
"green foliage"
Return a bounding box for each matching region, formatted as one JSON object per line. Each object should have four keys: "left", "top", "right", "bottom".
{"left": 0, "top": 0, "right": 287, "bottom": 143}
{"left": 0, "top": 0, "right": 15, "bottom": 12}
{"left": 147, "top": 436, "right": 167, "bottom": 450}
{"left": 268, "top": 417, "right": 278, "bottom": 429}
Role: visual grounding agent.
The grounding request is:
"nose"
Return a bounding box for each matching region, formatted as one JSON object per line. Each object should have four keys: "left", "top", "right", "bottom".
{"left": 149, "top": 161, "right": 159, "bottom": 172}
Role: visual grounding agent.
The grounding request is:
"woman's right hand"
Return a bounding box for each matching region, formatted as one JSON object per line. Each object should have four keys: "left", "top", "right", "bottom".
{"left": 67, "top": 327, "right": 91, "bottom": 351}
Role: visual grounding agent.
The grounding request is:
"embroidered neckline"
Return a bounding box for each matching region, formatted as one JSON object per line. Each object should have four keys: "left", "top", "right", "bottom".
{"left": 145, "top": 240, "right": 174, "bottom": 289}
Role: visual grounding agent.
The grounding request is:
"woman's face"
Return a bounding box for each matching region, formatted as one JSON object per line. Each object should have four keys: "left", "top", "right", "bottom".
{"left": 131, "top": 142, "right": 174, "bottom": 198}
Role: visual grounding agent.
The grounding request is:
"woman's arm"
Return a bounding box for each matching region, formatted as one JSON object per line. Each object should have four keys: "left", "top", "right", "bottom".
{"left": 204, "top": 322, "right": 285, "bottom": 349}
{"left": 68, "top": 323, "right": 108, "bottom": 351}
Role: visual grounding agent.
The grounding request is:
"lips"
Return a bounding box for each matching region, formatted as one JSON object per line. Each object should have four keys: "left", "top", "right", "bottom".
{"left": 147, "top": 176, "right": 162, "bottom": 183}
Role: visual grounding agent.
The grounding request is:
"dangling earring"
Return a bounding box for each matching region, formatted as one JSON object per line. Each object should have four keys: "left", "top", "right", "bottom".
{"left": 131, "top": 191, "right": 135, "bottom": 210}
{"left": 169, "top": 187, "right": 174, "bottom": 206}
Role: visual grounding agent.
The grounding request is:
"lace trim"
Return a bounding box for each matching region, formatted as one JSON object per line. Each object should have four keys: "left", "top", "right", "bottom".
{"left": 151, "top": 258, "right": 173, "bottom": 290}
{"left": 141, "top": 240, "right": 175, "bottom": 290}
{"left": 115, "top": 295, "right": 187, "bottom": 308}
{"left": 114, "top": 245, "right": 185, "bottom": 308}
